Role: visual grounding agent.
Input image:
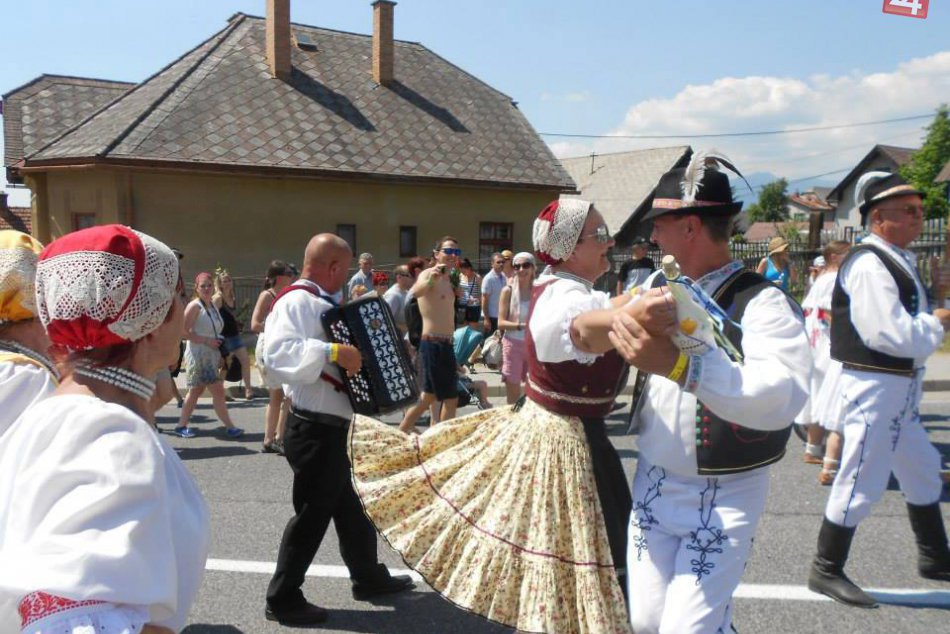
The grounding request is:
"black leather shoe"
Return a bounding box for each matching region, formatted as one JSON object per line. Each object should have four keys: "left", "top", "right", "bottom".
{"left": 352, "top": 573, "right": 414, "bottom": 601}
{"left": 264, "top": 601, "right": 329, "bottom": 625}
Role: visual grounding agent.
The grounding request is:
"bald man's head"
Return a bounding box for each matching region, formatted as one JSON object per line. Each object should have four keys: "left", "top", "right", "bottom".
{"left": 302, "top": 233, "right": 352, "bottom": 293}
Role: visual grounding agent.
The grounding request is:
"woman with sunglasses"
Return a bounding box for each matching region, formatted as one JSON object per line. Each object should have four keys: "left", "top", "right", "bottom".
{"left": 174, "top": 272, "right": 243, "bottom": 439}
{"left": 349, "top": 200, "right": 660, "bottom": 633}
{"left": 496, "top": 252, "right": 534, "bottom": 403}
{"left": 0, "top": 225, "right": 208, "bottom": 634}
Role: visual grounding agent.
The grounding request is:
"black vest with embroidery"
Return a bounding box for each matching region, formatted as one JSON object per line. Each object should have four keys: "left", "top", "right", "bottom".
{"left": 651, "top": 269, "right": 794, "bottom": 475}
{"left": 830, "top": 243, "right": 918, "bottom": 377}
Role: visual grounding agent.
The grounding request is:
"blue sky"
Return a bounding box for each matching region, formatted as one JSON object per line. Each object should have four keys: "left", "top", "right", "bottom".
{"left": 3, "top": 0, "right": 949, "bottom": 205}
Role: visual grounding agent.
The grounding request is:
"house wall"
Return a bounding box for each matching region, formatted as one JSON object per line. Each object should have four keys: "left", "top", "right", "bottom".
{"left": 34, "top": 167, "right": 555, "bottom": 277}
{"left": 833, "top": 156, "right": 900, "bottom": 229}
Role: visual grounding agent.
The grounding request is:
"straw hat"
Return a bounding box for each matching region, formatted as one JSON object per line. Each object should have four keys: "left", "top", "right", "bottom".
{"left": 768, "top": 236, "right": 789, "bottom": 256}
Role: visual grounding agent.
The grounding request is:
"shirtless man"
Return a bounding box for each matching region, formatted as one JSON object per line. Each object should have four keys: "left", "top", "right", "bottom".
{"left": 399, "top": 236, "right": 461, "bottom": 433}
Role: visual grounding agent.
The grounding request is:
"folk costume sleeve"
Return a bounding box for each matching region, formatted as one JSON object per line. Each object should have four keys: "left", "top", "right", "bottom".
{"left": 840, "top": 250, "right": 943, "bottom": 366}
{"left": 528, "top": 277, "right": 612, "bottom": 365}
{"left": 0, "top": 362, "right": 56, "bottom": 438}
{"left": 0, "top": 397, "right": 209, "bottom": 633}
{"left": 689, "top": 285, "right": 811, "bottom": 431}
{"left": 263, "top": 285, "right": 334, "bottom": 386}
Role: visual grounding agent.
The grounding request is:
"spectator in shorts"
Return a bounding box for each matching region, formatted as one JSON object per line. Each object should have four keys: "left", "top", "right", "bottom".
{"left": 347, "top": 252, "right": 375, "bottom": 297}
{"left": 253, "top": 260, "right": 294, "bottom": 454}
{"left": 398, "top": 236, "right": 461, "bottom": 434}
{"left": 213, "top": 268, "right": 254, "bottom": 400}
{"left": 480, "top": 252, "right": 507, "bottom": 335}
{"left": 497, "top": 252, "right": 534, "bottom": 404}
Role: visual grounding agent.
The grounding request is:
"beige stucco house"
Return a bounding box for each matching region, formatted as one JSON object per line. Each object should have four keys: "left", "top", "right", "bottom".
{"left": 2, "top": 1, "right": 574, "bottom": 280}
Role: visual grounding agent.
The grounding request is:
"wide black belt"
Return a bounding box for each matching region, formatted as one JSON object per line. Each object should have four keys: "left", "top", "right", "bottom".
{"left": 290, "top": 407, "right": 350, "bottom": 428}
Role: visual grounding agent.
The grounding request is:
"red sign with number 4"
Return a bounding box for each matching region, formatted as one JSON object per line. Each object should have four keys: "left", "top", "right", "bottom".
{"left": 883, "top": 0, "right": 929, "bottom": 19}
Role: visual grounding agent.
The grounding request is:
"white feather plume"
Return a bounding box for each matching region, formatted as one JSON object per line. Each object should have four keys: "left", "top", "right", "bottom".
{"left": 854, "top": 171, "right": 893, "bottom": 209}
{"left": 680, "top": 148, "right": 745, "bottom": 203}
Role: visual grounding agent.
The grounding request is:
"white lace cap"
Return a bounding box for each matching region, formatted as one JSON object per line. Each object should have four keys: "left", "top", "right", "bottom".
{"left": 532, "top": 199, "right": 592, "bottom": 265}
{"left": 0, "top": 230, "right": 43, "bottom": 323}
{"left": 36, "top": 225, "right": 179, "bottom": 350}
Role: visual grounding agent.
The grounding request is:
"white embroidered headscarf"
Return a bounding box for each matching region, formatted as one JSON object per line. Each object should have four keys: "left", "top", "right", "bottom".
{"left": 532, "top": 199, "right": 592, "bottom": 266}
{"left": 35, "top": 224, "right": 180, "bottom": 350}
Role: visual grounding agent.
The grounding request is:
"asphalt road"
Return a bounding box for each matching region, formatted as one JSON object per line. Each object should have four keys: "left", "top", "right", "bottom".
{"left": 158, "top": 393, "right": 950, "bottom": 634}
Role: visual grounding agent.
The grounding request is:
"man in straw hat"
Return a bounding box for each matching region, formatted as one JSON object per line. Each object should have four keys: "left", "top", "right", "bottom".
{"left": 0, "top": 230, "right": 57, "bottom": 437}
{"left": 609, "top": 150, "right": 811, "bottom": 633}
{"left": 805, "top": 172, "right": 950, "bottom": 608}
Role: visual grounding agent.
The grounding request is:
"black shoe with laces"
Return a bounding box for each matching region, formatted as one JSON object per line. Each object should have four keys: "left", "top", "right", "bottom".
{"left": 264, "top": 601, "right": 329, "bottom": 625}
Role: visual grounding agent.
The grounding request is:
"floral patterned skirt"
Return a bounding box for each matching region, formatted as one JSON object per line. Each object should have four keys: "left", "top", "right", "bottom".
{"left": 348, "top": 399, "right": 631, "bottom": 634}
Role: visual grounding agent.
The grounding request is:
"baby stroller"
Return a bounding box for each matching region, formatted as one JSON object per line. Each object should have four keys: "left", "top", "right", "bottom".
{"left": 454, "top": 325, "right": 490, "bottom": 410}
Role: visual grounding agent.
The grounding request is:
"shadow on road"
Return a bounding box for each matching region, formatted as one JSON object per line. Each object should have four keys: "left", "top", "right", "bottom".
{"left": 175, "top": 446, "right": 258, "bottom": 460}
{"left": 869, "top": 589, "right": 950, "bottom": 609}
{"left": 182, "top": 626, "right": 246, "bottom": 634}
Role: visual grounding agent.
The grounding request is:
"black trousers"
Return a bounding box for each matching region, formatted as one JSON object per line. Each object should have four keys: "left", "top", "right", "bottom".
{"left": 266, "top": 411, "right": 379, "bottom": 609}
{"left": 582, "top": 416, "right": 633, "bottom": 573}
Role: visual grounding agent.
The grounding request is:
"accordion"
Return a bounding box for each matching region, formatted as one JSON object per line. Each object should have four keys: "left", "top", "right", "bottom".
{"left": 321, "top": 295, "right": 419, "bottom": 415}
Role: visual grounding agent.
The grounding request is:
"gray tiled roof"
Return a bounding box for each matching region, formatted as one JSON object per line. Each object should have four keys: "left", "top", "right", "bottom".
{"left": 559, "top": 146, "right": 691, "bottom": 236}
{"left": 826, "top": 144, "right": 917, "bottom": 202}
{"left": 2, "top": 75, "right": 134, "bottom": 168}
{"left": 24, "top": 14, "right": 573, "bottom": 190}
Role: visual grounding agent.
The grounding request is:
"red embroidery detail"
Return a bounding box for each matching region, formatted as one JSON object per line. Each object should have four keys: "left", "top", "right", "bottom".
{"left": 18, "top": 591, "right": 106, "bottom": 629}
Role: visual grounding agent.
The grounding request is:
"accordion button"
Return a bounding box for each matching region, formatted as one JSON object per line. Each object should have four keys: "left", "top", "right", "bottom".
{"left": 581, "top": 385, "right": 589, "bottom": 394}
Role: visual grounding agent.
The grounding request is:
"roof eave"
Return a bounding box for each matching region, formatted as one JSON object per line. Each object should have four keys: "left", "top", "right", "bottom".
{"left": 18, "top": 156, "right": 575, "bottom": 193}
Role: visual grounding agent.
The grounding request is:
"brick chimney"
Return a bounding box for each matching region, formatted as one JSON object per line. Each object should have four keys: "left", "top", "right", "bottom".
{"left": 372, "top": 1, "right": 396, "bottom": 86}
{"left": 266, "top": 0, "right": 292, "bottom": 81}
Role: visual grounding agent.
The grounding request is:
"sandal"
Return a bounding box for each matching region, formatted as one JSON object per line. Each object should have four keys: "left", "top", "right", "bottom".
{"left": 262, "top": 440, "right": 281, "bottom": 454}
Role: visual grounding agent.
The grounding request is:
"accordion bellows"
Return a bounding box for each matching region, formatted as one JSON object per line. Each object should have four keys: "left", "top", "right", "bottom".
{"left": 321, "top": 295, "right": 418, "bottom": 415}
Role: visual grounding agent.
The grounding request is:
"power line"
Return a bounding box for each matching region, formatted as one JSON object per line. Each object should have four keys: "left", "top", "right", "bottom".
{"left": 540, "top": 113, "right": 932, "bottom": 140}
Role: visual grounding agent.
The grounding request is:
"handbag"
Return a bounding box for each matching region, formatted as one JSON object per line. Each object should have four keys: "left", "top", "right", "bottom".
{"left": 222, "top": 354, "right": 243, "bottom": 382}
{"left": 480, "top": 331, "right": 503, "bottom": 370}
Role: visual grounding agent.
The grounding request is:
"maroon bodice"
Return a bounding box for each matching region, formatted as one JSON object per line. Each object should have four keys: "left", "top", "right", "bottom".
{"left": 524, "top": 280, "right": 627, "bottom": 418}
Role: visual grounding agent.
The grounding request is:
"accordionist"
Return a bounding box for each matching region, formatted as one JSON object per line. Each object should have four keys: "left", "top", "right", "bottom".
{"left": 261, "top": 233, "right": 411, "bottom": 627}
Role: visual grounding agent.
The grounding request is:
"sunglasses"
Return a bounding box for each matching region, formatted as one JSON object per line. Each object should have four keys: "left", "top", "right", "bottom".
{"left": 441, "top": 247, "right": 462, "bottom": 256}
{"left": 513, "top": 262, "right": 533, "bottom": 270}
{"left": 579, "top": 224, "right": 613, "bottom": 244}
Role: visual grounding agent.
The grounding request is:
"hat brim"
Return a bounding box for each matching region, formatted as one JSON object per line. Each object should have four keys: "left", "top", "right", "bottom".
{"left": 642, "top": 201, "right": 743, "bottom": 222}
{"left": 768, "top": 244, "right": 789, "bottom": 255}
{"left": 859, "top": 188, "right": 925, "bottom": 216}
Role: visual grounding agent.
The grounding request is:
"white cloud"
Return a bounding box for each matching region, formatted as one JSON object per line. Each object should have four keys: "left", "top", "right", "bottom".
{"left": 549, "top": 51, "right": 950, "bottom": 184}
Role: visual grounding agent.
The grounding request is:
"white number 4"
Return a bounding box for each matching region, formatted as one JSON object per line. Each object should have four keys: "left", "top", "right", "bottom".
{"left": 889, "top": 0, "right": 923, "bottom": 15}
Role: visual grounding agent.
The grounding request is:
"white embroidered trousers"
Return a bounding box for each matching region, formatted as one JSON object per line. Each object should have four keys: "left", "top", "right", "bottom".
{"left": 825, "top": 369, "right": 943, "bottom": 528}
{"left": 626, "top": 458, "right": 769, "bottom": 634}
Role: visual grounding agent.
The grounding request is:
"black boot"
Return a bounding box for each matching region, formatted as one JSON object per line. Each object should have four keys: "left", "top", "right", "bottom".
{"left": 907, "top": 502, "right": 950, "bottom": 581}
{"left": 808, "top": 518, "right": 878, "bottom": 608}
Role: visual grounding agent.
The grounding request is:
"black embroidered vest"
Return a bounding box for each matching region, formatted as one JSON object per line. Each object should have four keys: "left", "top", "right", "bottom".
{"left": 650, "top": 269, "right": 794, "bottom": 475}
{"left": 830, "top": 243, "right": 918, "bottom": 377}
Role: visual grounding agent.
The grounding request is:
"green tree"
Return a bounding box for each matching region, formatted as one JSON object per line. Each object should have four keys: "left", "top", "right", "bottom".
{"left": 900, "top": 104, "right": 950, "bottom": 219}
{"left": 746, "top": 178, "right": 790, "bottom": 223}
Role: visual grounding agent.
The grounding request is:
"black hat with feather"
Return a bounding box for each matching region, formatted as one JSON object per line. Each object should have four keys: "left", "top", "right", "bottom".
{"left": 644, "top": 149, "right": 752, "bottom": 221}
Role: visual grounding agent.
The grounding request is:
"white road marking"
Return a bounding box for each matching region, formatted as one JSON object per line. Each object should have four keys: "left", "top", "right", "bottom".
{"left": 206, "top": 559, "right": 950, "bottom": 605}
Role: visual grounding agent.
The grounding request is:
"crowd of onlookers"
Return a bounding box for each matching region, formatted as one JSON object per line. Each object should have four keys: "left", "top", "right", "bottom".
{"left": 160, "top": 243, "right": 549, "bottom": 445}
{"left": 162, "top": 232, "right": 904, "bottom": 470}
